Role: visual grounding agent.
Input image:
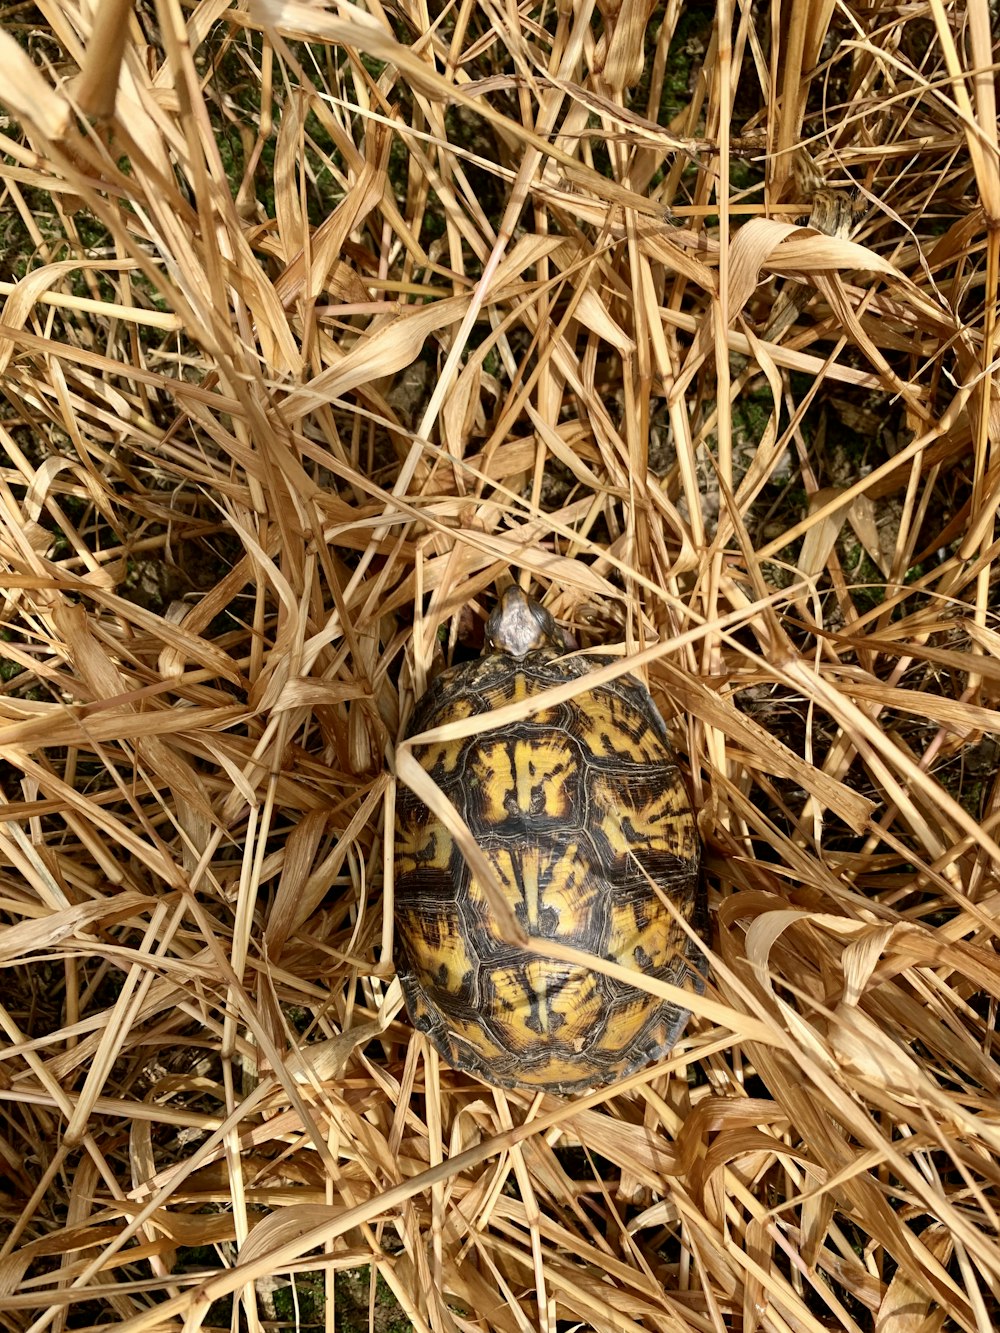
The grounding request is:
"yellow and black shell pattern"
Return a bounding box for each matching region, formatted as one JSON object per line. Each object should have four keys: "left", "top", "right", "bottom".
{"left": 394, "top": 588, "right": 704, "bottom": 1095}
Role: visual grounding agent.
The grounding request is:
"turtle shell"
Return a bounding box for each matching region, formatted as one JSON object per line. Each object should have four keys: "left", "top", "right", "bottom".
{"left": 394, "top": 600, "right": 704, "bottom": 1095}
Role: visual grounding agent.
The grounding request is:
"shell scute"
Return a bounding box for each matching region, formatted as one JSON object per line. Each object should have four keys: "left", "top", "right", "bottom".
{"left": 489, "top": 958, "right": 604, "bottom": 1047}
{"left": 604, "top": 870, "right": 691, "bottom": 975}
{"left": 394, "top": 878, "right": 477, "bottom": 1005}
{"left": 395, "top": 793, "right": 455, "bottom": 872}
{"left": 466, "top": 733, "right": 580, "bottom": 826}
{"left": 567, "top": 683, "right": 671, "bottom": 763}
{"left": 590, "top": 766, "right": 699, "bottom": 859}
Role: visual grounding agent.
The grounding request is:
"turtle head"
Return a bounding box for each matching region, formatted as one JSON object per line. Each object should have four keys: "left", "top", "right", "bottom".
{"left": 485, "top": 586, "right": 567, "bottom": 659}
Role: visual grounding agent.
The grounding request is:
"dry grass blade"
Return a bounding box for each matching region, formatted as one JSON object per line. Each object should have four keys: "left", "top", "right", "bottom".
{"left": 0, "top": 0, "right": 998, "bottom": 1329}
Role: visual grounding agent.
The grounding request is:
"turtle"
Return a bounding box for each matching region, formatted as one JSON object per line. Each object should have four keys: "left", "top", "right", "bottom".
{"left": 393, "top": 585, "right": 705, "bottom": 1094}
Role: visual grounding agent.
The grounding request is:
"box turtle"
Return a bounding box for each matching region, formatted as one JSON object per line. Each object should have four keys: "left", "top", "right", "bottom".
{"left": 394, "top": 586, "right": 704, "bottom": 1094}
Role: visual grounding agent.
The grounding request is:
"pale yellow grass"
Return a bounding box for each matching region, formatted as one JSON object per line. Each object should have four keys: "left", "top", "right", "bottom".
{"left": 0, "top": 0, "right": 998, "bottom": 1330}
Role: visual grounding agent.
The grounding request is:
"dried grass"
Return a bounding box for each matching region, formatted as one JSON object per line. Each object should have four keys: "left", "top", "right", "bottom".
{"left": 0, "top": 0, "right": 999, "bottom": 1329}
